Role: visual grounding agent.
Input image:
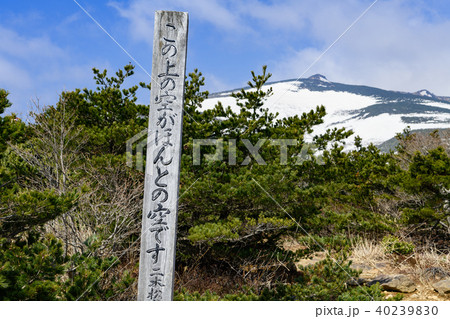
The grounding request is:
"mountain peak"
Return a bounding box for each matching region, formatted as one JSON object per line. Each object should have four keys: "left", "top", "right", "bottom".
{"left": 203, "top": 77, "right": 450, "bottom": 148}
{"left": 414, "top": 89, "right": 435, "bottom": 98}
{"left": 308, "top": 74, "right": 329, "bottom": 82}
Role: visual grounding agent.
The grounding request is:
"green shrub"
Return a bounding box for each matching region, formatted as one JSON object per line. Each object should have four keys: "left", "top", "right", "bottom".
{"left": 382, "top": 235, "right": 414, "bottom": 255}
{"left": 0, "top": 233, "right": 65, "bottom": 300}
{"left": 175, "top": 253, "right": 393, "bottom": 301}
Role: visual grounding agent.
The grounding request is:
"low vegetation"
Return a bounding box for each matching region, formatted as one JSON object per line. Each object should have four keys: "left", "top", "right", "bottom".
{"left": 0, "top": 65, "right": 448, "bottom": 300}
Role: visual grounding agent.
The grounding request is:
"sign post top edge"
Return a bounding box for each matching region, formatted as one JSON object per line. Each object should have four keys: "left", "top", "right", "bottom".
{"left": 155, "top": 10, "right": 189, "bottom": 15}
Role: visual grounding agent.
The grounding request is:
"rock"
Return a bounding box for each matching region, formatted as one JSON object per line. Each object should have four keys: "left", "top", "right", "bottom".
{"left": 350, "top": 263, "right": 372, "bottom": 271}
{"left": 349, "top": 262, "right": 387, "bottom": 282}
{"left": 375, "top": 262, "right": 388, "bottom": 269}
{"left": 430, "top": 295, "right": 439, "bottom": 300}
{"left": 423, "top": 267, "right": 449, "bottom": 282}
{"left": 368, "top": 274, "right": 416, "bottom": 293}
{"left": 295, "top": 251, "right": 327, "bottom": 268}
{"left": 432, "top": 279, "right": 450, "bottom": 295}
{"left": 347, "top": 277, "right": 368, "bottom": 286}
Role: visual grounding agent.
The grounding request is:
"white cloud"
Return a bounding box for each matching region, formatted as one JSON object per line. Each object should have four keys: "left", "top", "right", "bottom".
{"left": 203, "top": 72, "right": 234, "bottom": 93}
{"left": 0, "top": 57, "right": 33, "bottom": 89}
{"left": 270, "top": 0, "right": 450, "bottom": 96}
{"left": 108, "top": 1, "right": 155, "bottom": 45}
{"left": 0, "top": 24, "right": 97, "bottom": 115}
{"left": 0, "top": 26, "right": 65, "bottom": 60}
{"left": 109, "top": 0, "right": 248, "bottom": 46}
{"left": 175, "top": 0, "right": 243, "bottom": 32}
{"left": 109, "top": 0, "right": 450, "bottom": 96}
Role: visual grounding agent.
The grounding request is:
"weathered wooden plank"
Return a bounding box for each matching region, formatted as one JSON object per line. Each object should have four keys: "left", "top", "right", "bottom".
{"left": 137, "top": 10, "right": 188, "bottom": 301}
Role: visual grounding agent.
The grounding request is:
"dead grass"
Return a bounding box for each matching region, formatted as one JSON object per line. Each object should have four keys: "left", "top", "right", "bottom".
{"left": 410, "top": 248, "right": 450, "bottom": 284}
{"left": 351, "top": 238, "right": 387, "bottom": 266}
{"left": 350, "top": 238, "right": 450, "bottom": 301}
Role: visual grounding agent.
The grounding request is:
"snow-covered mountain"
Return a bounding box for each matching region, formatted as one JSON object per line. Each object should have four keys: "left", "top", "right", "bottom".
{"left": 202, "top": 74, "right": 450, "bottom": 146}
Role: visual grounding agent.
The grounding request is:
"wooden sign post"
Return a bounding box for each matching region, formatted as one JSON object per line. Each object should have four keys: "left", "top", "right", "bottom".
{"left": 137, "top": 11, "right": 188, "bottom": 301}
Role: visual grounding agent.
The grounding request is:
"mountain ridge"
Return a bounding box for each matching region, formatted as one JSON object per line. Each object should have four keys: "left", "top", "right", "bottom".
{"left": 211, "top": 76, "right": 450, "bottom": 102}
{"left": 204, "top": 75, "right": 450, "bottom": 147}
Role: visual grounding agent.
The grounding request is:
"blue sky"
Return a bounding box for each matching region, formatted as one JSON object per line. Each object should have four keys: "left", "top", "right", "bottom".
{"left": 2, "top": 0, "right": 450, "bottom": 117}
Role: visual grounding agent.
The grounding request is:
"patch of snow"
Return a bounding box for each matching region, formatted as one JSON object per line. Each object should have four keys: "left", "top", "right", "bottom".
{"left": 308, "top": 74, "right": 330, "bottom": 82}
{"left": 201, "top": 82, "right": 450, "bottom": 147}
{"left": 203, "top": 82, "right": 380, "bottom": 117}
{"left": 421, "top": 100, "right": 450, "bottom": 110}
{"left": 418, "top": 90, "right": 432, "bottom": 97}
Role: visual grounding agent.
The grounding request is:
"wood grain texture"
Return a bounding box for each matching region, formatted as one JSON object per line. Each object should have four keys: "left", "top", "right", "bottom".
{"left": 137, "top": 11, "right": 188, "bottom": 301}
